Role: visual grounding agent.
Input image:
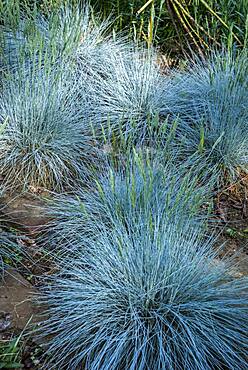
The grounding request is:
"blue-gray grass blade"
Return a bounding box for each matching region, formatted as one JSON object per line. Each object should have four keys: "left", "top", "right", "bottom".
{"left": 36, "top": 220, "right": 248, "bottom": 370}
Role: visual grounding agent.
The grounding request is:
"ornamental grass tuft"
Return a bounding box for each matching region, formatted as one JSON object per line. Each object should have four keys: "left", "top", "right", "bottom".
{"left": 37, "top": 219, "right": 248, "bottom": 370}
{"left": 85, "top": 48, "right": 176, "bottom": 142}
{"left": 169, "top": 50, "right": 248, "bottom": 186}
{"left": 0, "top": 64, "right": 98, "bottom": 191}
{"left": 42, "top": 151, "right": 209, "bottom": 255}
{"left": 0, "top": 2, "right": 127, "bottom": 78}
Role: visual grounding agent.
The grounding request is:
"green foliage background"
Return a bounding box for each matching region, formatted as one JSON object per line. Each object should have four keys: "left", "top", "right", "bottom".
{"left": 2, "top": 0, "right": 246, "bottom": 55}
{"left": 90, "top": 0, "right": 248, "bottom": 55}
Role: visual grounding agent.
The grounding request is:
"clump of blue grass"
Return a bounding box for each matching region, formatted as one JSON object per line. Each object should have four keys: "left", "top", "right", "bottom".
{"left": 0, "top": 1, "right": 127, "bottom": 78}
{"left": 41, "top": 150, "right": 210, "bottom": 255}
{"left": 168, "top": 49, "right": 248, "bottom": 186}
{"left": 37, "top": 218, "right": 248, "bottom": 370}
{"left": 0, "top": 63, "right": 98, "bottom": 191}
{"left": 93, "top": 113, "right": 179, "bottom": 172}
{"left": 86, "top": 48, "right": 175, "bottom": 142}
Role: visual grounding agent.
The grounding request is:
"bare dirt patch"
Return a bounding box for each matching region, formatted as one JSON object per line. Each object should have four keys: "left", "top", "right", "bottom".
{"left": 0, "top": 269, "right": 40, "bottom": 334}
{"left": 215, "top": 175, "right": 248, "bottom": 275}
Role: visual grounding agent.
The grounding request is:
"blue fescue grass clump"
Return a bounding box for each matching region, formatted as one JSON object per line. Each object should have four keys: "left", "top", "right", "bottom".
{"left": 86, "top": 48, "right": 175, "bottom": 141}
{"left": 0, "top": 63, "right": 97, "bottom": 191}
{"left": 37, "top": 219, "right": 248, "bottom": 370}
{"left": 0, "top": 1, "right": 175, "bottom": 145}
{"left": 42, "top": 151, "right": 209, "bottom": 254}
{"left": 169, "top": 50, "right": 248, "bottom": 186}
{"left": 0, "top": 2, "right": 126, "bottom": 77}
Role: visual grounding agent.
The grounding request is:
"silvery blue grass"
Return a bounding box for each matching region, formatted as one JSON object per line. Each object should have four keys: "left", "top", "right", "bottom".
{"left": 37, "top": 220, "right": 248, "bottom": 370}
{"left": 42, "top": 152, "right": 209, "bottom": 255}
{"left": 0, "top": 2, "right": 127, "bottom": 77}
{"left": 85, "top": 48, "right": 176, "bottom": 140}
{"left": 0, "top": 228, "right": 21, "bottom": 277}
{"left": 169, "top": 50, "right": 248, "bottom": 185}
{"left": 0, "top": 64, "right": 97, "bottom": 191}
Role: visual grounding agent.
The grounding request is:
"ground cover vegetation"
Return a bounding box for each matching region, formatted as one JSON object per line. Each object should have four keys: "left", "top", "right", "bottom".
{"left": 0, "top": 0, "right": 247, "bottom": 369}
{"left": 0, "top": 227, "right": 21, "bottom": 277}
{"left": 38, "top": 222, "right": 248, "bottom": 370}
{"left": 42, "top": 152, "right": 209, "bottom": 256}
{"left": 168, "top": 49, "right": 248, "bottom": 187}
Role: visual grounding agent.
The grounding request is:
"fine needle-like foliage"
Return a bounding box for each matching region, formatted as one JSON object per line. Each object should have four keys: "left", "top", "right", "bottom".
{"left": 86, "top": 48, "right": 175, "bottom": 141}
{"left": 37, "top": 219, "right": 248, "bottom": 370}
{"left": 90, "top": 0, "right": 248, "bottom": 54}
{"left": 0, "top": 63, "right": 98, "bottom": 191}
{"left": 42, "top": 151, "right": 209, "bottom": 255}
{"left": 0, "top": 1, "right": 127, "bottom": 78}
{"left": 0, "top": 226, "right": 22, "bottom": 278}
{"left": 169, "top": 50, "right": 248, "bottom": 186}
